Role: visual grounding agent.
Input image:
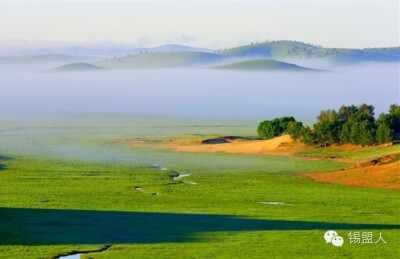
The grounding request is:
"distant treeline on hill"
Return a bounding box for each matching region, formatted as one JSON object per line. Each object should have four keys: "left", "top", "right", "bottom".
{"left": 257, "top": 104, "right": 400, "bottom": 147}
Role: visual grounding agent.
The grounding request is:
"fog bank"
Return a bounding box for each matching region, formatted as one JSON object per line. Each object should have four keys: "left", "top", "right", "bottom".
{"left": 0, "top": 63, "right": 398, "bottom": 122}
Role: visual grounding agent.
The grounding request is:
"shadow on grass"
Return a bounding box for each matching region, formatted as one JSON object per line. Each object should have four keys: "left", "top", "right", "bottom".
{"left": 0, "top": 155, "right": 11, "bottom": 170}
{"left": 1, "top": 207, "right": 399, "bottom": 245}
{"left": 0, "top": 155, "right": 12, "bottom": 161}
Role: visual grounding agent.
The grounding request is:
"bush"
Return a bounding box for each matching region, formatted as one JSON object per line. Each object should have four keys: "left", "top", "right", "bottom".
{"left": 257, "top": 117, "right": 295, "bottom": 139}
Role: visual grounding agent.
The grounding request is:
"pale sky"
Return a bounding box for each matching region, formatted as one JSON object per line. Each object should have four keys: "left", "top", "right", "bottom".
{"left": 0, "top": 0, "right": 399, "bottom": 49}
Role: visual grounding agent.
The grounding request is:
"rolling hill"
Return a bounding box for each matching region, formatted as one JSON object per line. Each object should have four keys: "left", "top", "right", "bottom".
{"left": 48, "top": 62, "right": 106, "bottom": 73}
{"left": 95, "top": 51, "right": 223, "bottom": 69}
{"left": 10, "top": 44, "right": 213, "bottom": 58}
{"left": 219, "top": 40, "right": 400, "bottom": 63}
{"left": 212, "top": 59, "right": 320, "bottom": 72}
{"left": 143, "top": 44, "right": 212, "bottom": 53}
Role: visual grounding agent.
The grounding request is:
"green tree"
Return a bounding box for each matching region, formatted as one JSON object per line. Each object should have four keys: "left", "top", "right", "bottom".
{"left": 350, "top": 122, "right": 362, "bottom": 145}
{"left": 358, "top": 120, "right": 375, "bottom": 146}
{"left": 377, "top": 104, "right": 400, "bottom": 132}
{"left": 257, "top": 120, "right": 280, "bottom": 139}
{"left": 339, "top": 122, "right": 351, "bottom": 143}
{"left": 259, "top": 104, "right": 396, "bottom": 146}
{"left": 287, "top": 121, "right": 303, "bottom": 140}
{"left": 317, "top": 109, "right": 339, "bottom": 122}
{"left": 300, "top": 126, "right": 315, "bottom": 145}
{"left": 338, "top": 105, "right": 358, "bottom": 122}
{"left": 314, "top": 120, "right": 341, "bottom": 147}
{"left": 358, "top": 103, "right": 375, "bottom": 117}
{"left": 376, "top": 124, "right": 394, "bottom": 144}
{"left": 350, "top": 120, "right": 375, "bottom": 146}
{"left": 278, "top": 117, "right": 296, "bottom": 130}
{"left": 313, "top": 109, "right": 341, "bottom": 146}
{"left": 257, "top": 117, "right": 295, "bottom": 139}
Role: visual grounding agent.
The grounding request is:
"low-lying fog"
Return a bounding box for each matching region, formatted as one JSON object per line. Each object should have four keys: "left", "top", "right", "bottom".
{"left": 0, "top": 63, "right": 398, "bottom": 165}
{"left": 0, "top": 63, "right": 398, "bottom": 121}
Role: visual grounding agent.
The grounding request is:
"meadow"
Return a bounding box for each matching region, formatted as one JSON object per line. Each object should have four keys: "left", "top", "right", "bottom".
{"left": 0, "top": 1, "right": 398, "bottom": 258}
{"left": 0, "top": 55, "right": 398, "bottom": 258}
{"left": 0, "top": 117, "right": 399, "bottom": 258}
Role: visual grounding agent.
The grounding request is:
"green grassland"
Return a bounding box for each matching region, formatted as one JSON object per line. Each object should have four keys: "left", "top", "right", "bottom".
{"left": 0, "top": 143, "right": 399, "bottom": 258}
{"left": 95, "top": 52, "right": 222, "bottom": 69}
{"left": 212, "top": 59, "right": 318, "bottom": 72}
{"left": 294, "top": 144, "right": 400, "bottom": 162}
{"left": 0, "top": 117, "right": 399, "bottom": 258}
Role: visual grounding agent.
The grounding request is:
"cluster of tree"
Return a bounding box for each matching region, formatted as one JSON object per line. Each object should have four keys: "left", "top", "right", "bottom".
{"left": 257, "top": 117, "right": 295, "bottom": 139}
{"left": 257, "top": 104, "right": 399, "bottom": 147}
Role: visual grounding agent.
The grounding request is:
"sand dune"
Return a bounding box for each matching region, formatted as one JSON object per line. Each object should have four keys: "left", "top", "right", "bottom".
{"left": 167, "top": 135, "right": 299, "bottom": 155}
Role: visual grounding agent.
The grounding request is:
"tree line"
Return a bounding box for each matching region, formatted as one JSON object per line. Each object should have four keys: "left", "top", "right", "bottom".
{"left": 257, "top": 104, "right": 400, "bottom": 146}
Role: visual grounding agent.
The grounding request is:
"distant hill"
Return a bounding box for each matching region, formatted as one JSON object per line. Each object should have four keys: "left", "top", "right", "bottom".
{"left": 0, "top": 54, "right": 95, "bottom": 64}
{"left": 219, "top": 40, "right": 400, "bottom": 63}
{"left": 16, "top": 44, "right": 213, "bottom": 58}
{"left": 212, "top": 59, "right": 319, "bottom": 72}
{"left": 48, "top": 62, "right": 106, "bottom": 73}
{"left": 145, "top": 44, "right": 212, "bottom": 53}
{"left": 8, "top": 41, "right": 398, "bottom": 70}
{"left": 96, "top": 51, "right": 222, "bottom": 69}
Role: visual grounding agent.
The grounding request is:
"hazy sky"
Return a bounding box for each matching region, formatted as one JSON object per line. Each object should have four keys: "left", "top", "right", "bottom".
{"left": 0, "top": 0, "right": 399, "bottom": 49}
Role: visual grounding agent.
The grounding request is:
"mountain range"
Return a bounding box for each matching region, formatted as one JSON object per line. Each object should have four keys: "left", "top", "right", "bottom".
{"left": 2, "top": 44, "right": 213, "bottom": 57}
{"left": 0, "top": 40, "right": 398, "bottom": 72}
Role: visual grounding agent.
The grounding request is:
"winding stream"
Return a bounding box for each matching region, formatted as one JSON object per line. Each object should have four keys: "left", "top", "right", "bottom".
{"left": 170, "top": 170, "right": 197, "bottom": 185}
{"left": 151, "top": 165, "right": 197, "bottom": 185}
{"left": 260, "top": 201, "right": 291, "bottom": 206}
{"left": 57, "top": 245, "right": 112, "bottom": 259}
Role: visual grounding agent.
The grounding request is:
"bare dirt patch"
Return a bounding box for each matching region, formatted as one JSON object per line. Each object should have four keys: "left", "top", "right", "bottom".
{"left": 303, "top": 155, "right": 400, "bottom": 190}
{"left": 113, "top": 134, "right": 306, "bottom": 155}
{"left": 165, "top": 135, "right": 307, "bottom": 155}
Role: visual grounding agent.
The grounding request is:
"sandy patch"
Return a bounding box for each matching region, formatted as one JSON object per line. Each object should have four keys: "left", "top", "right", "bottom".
{"left": 166, "top": 135, "right": 304, "bottom": 155}
{"left": 303, "top": 156, "right": 400, "bottom": 190}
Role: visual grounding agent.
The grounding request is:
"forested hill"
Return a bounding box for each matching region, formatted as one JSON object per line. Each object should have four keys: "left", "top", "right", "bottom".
{"left": 218, "top": 40, "right": 400, "bottom": 63}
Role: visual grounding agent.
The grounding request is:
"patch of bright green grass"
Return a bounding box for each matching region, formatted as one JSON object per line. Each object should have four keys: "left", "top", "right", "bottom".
{"left": 0, "top": 154, "right": 399, "bottom": 258}
{"left": 294, "top": 144, "right": 400, "bottom": 162}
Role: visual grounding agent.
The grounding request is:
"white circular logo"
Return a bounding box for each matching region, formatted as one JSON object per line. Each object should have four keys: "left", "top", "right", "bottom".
{"left": 324, "top": 230, "right": 338, "bottom": 243}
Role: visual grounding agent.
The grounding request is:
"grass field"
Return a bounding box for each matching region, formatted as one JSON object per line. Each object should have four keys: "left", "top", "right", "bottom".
{"left": 0, "top": 148, "right": 399, "bottom": 258}
{"left": 294, "top": 144, "right": 400, "bottom": 162}
{"left": 0, "top": 118, "right": 399, "bottom": 258}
